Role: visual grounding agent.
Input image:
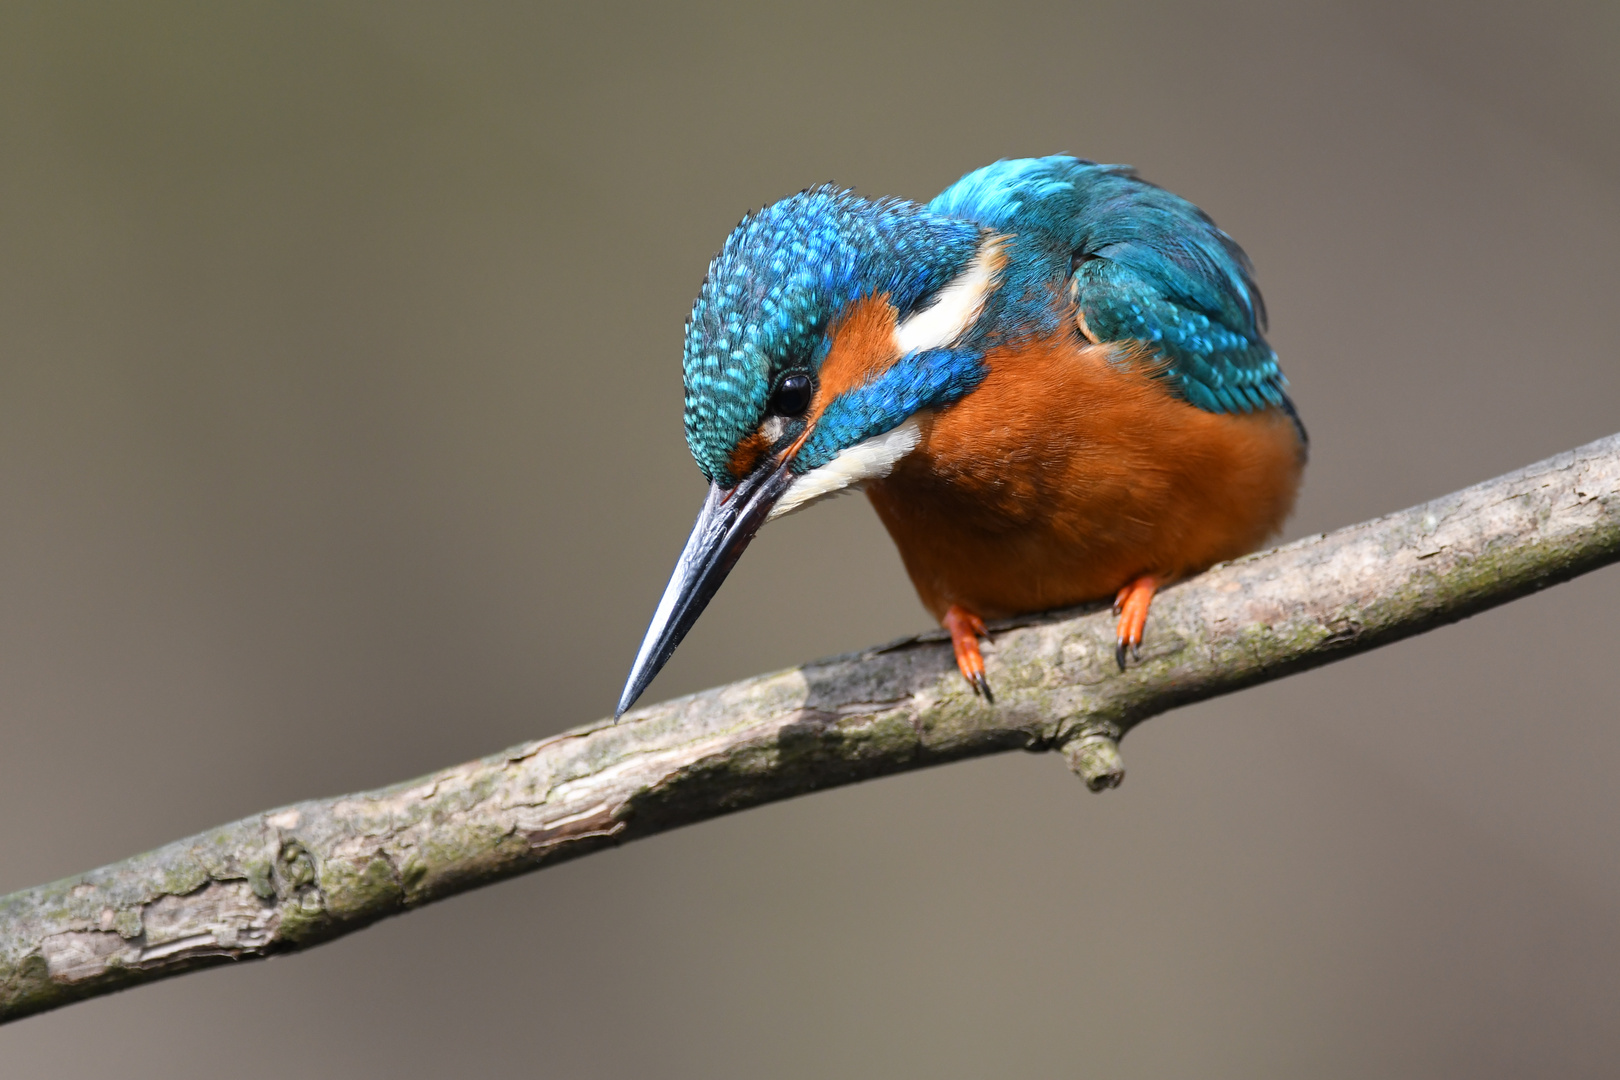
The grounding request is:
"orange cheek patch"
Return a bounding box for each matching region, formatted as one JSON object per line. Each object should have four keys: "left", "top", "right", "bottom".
{"left": 728, "top": 296, "right": 905, "bottom": 475}
{"left": 778, "top": 295, "right": 903, "bottom": 463}
{"left": 816, "top": 295, "right": 903, "bottom": 402}
{"left": 726, "top": 430, "right": 772, "bottom": 479}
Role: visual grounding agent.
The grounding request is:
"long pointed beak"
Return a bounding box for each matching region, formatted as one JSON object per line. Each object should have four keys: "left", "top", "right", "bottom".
{"left": 615, "top": 458, "right": 796, "bottom": 718}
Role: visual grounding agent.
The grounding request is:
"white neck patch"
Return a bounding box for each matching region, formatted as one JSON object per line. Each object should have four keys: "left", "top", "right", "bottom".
{"left": 760, "top": 238, "right": 998, "bottom": 526}
{"left": 892, "top": 235, "right": 1005, "bottom": 355}
{"left": 767, "top": 417, "right": 921, "bottom": 522}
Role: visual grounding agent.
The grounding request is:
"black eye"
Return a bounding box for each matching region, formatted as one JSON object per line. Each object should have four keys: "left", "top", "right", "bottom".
{"left": 768, "top": 373, "right": 813, "bottom": 417}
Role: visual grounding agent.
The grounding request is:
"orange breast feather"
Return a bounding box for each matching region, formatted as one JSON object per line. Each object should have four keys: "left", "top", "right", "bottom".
{"left": 865, "top": 335, "right": 1304, "bottom": 620}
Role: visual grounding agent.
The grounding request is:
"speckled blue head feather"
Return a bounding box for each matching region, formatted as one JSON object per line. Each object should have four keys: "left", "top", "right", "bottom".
{"left": 683, "top": 186, "right": 982, "bottom": 484}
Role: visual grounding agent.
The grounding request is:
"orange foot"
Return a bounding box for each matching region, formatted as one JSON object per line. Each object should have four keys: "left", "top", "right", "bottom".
{"left": 943, "top": 604, "right": 993, "bottom": 701}
{"left": 1112, "top": 575, "right": 1158, "bottom": 671}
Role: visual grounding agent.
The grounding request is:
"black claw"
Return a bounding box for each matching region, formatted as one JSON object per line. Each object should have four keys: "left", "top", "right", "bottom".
{"left": 964, "top": 670, "right": 994, "bottom": 702}
{"left": 1115, "top": 639, "right": 1128, "bottom": 671}
{"left": 967, "top": 672, "right": 988, "bottom": 701}
{"left": 1132, "top": 642, "right": 1141, "bottom": 661}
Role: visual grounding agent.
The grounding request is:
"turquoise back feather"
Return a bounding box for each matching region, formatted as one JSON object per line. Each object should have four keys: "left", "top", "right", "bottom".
{"left": 931, "top": 156, "right": 1303, "bottom": 435}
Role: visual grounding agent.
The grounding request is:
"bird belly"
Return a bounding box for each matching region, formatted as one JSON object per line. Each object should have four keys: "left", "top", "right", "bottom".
{"left": 864, "top": 337, "right": 1304, "bottom": 621}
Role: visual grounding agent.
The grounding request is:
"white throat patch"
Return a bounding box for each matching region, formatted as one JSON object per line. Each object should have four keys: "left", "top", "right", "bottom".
{"left": 767, "top": 417, "right": 922, "bottom": 522}
{"left": 892, "top": 235, "right": 1005, "bottom": 355}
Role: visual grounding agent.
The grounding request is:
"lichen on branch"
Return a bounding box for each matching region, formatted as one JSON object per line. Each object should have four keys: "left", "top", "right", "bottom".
{"left": 3, "top": 433, "right": 1618, "bottom": 1025}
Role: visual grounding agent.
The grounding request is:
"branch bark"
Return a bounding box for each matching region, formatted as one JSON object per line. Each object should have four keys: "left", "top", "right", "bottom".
{"left": 5, "top": 434, "right": 1619, "bottom": 1024}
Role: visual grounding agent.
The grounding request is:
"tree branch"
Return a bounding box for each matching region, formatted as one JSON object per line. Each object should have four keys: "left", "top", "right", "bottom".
{"left": 4, "top": 434, "right": 1619, "bottom": 1024}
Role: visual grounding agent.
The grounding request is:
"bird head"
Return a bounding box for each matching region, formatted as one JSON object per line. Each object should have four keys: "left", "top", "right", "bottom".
{"left": 616, "top": 185, "right": 1007, "bottom": 716}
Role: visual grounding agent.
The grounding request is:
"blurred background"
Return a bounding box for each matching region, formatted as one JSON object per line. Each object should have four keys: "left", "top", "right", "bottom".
{"left": 3, "top": 2, "right": 1618, "bottom": 1076}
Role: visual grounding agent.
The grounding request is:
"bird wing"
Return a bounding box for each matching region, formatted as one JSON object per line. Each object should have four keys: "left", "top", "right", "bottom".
{"left": 930, "top": 156, "right": 1293, "bottom": 418}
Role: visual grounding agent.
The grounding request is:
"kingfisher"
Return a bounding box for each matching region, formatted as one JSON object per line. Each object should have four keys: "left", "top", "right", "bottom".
{"left": 616, "top": 155, "right": 1305, "bottom": 717}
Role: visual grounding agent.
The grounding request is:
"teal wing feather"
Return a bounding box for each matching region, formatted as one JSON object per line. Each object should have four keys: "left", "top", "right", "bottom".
{"left": 1074, "top": 257, "right": 1285, "bottom": 415}
{"left": 931, "top": 156, "right": 1301, "bottom": 431}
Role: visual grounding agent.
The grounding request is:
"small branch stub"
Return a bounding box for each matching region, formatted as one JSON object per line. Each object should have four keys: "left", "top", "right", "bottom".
{"left": 1063, "top": 725, "right": 1125, "bottom": 792}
